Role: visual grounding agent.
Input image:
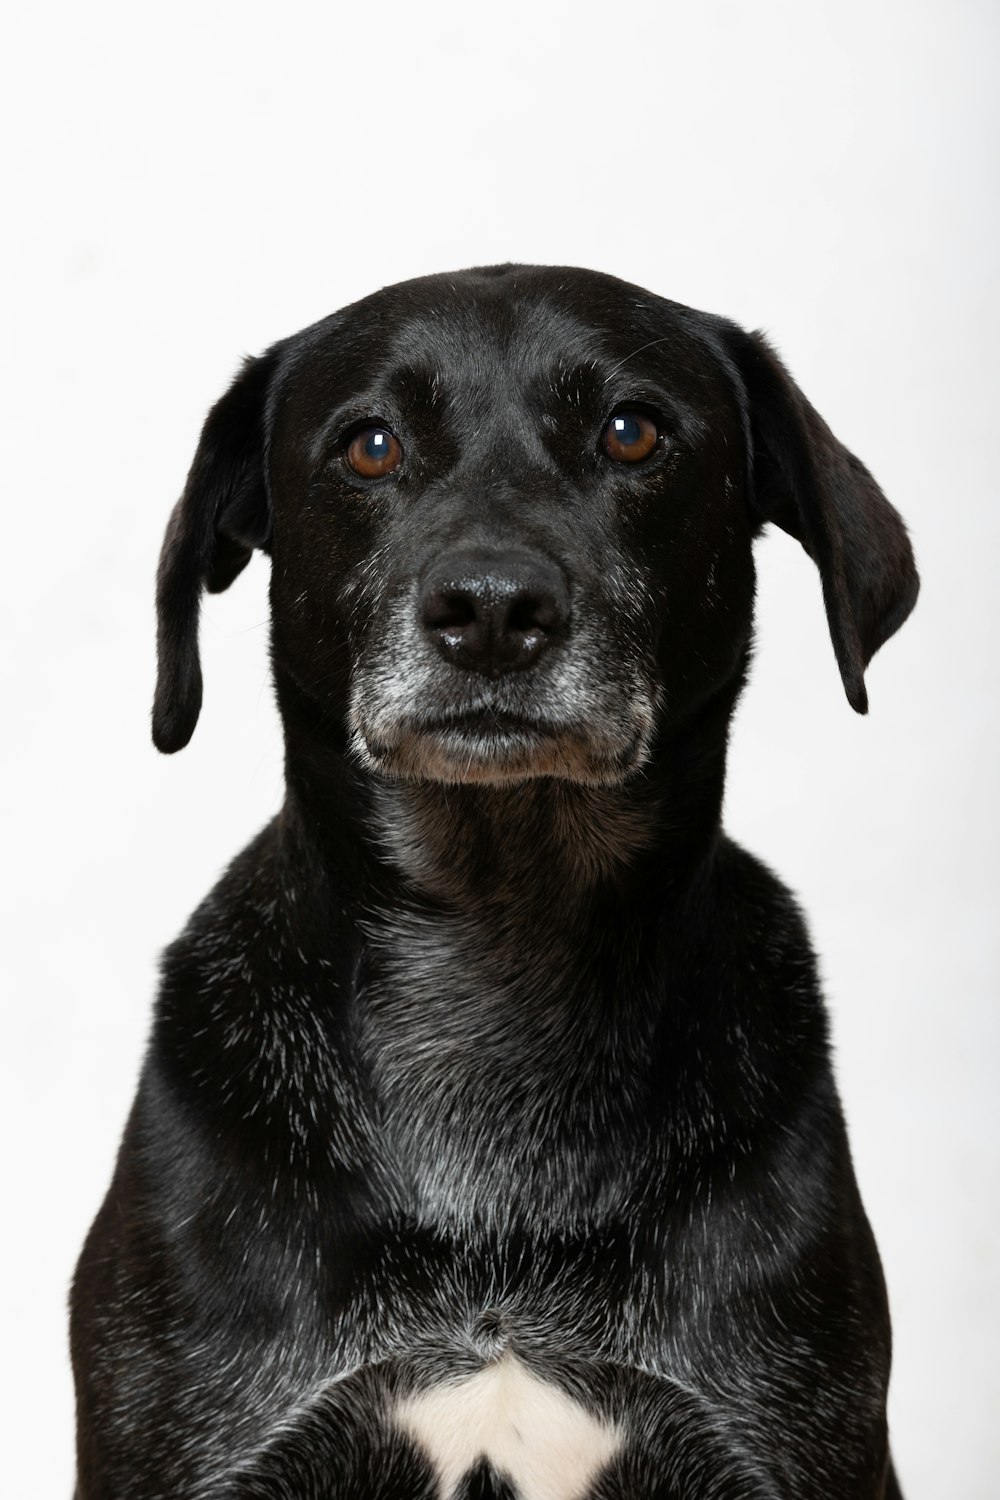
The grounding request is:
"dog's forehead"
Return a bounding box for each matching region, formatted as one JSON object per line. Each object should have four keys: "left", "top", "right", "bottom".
{"left": 283, "top": 266, "right": 726, "bottom": 422}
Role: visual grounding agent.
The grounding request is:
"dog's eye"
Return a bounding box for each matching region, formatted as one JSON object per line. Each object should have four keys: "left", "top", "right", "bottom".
{"left": 601, "top": 411, "right": 659, "bottom": 463}
{"left": 345, "top": 426, "right": 403, "bottom": 478}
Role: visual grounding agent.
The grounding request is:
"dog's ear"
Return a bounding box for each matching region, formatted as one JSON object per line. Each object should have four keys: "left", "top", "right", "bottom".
{"left": 153, "top": 350, "right": 279, "bottom": 753}
{"left": 727, "top": 327, "right": 918, "bottom": 713}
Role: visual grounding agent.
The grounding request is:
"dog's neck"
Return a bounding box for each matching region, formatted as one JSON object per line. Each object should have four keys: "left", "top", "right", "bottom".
{"left": 276, "top": 686, "right": 738, "bottom": 1230}
{"left": 366, "top": 778, "right": 659, "bottom": 907}
{"left": 278, "top": 671, "right": 738, "bottom": 937}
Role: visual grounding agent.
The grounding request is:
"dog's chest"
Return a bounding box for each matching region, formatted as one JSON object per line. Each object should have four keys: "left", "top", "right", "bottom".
{"left": 393, "top": 1355, "right": 622, "bottom": 1500}
{"left": 358, "top": 909, "right": 643, "bottom": 1229}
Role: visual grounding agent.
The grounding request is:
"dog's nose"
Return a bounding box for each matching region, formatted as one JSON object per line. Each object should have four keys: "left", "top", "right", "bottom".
{"left": 419, "top": 549, "right": 569, "bottom": 674}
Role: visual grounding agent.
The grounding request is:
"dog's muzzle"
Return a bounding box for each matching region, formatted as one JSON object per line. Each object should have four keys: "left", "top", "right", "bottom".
{"left": 349, "top": 544, "right": 655, "bottom": 786}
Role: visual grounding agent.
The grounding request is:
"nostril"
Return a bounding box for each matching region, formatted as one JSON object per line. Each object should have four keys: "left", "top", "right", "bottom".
{"left": 507, "top": 593, "right": 560, "bottom": 636}
{"left": 422, "top": 588, "right": 477, "bottom": 633}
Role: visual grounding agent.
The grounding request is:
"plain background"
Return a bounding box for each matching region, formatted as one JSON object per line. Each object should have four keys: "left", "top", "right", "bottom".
{"left": 2, "top": 0, "right": 997, "bottom": 1493}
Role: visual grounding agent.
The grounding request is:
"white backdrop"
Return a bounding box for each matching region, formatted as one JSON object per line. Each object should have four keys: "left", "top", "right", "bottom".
{"left": 2, "top": 1, "right": 997, "bottom": 1493}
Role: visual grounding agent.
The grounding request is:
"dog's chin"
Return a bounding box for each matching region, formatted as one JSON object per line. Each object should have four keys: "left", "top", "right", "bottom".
{"left": 351, "top": 717, "right": 644, "bottom": 788}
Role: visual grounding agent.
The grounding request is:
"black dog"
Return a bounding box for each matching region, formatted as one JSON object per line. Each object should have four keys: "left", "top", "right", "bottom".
{"left": 71, "top": 265, "right": 918, "bottom": 1499}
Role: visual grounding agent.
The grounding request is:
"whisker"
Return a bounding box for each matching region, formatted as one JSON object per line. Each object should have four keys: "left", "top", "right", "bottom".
{"left": 602, "top": 336, "right": 672, "bottom": 384}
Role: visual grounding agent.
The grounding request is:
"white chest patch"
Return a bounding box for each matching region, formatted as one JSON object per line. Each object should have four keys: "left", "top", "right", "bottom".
{"left": 394, "top": 1355, "right": 623, "bottom": 1500}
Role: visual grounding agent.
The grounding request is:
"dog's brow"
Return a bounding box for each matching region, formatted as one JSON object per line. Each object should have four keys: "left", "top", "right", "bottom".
{"left": 602, "top": 336, "right": 673, "bottom": 384}
{"left": 307, "top": 401, "right": 393, "bottom": 464}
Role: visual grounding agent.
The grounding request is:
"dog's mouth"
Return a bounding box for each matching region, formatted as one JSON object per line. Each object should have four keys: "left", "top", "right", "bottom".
{"left": 351, "top": 704, "right": 648, "bottom": 787}
{"left": 424, "top": 708, "right": 560, "bottom": 738}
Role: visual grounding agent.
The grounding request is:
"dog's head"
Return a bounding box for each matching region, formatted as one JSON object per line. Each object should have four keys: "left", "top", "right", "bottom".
{"left": 153, "top": 266, "right": 917, "bottom": 785}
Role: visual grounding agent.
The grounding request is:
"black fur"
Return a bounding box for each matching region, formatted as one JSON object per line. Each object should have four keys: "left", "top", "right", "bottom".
{"left": 72, "top": 265, "right": 917, "bottom": 1499}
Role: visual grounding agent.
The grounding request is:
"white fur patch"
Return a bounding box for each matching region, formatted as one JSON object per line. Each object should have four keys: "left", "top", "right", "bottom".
{"left": 394, "top": 1355, "right": 622, "bottom": 1499}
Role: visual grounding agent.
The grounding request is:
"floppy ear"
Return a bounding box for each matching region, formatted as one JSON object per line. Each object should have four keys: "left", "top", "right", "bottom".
{"left": 727, "top": 328, "right": 918, "bottom": 713}
{"left": 153, "top": 350, "right": 279, "bottom": 753}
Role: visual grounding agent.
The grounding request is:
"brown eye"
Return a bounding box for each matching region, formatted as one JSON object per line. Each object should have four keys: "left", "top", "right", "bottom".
{"left": 602, "top": 410, "right": 659, "bottom": 463}
{"left": 345, "top": 426, "right": 403, "bottom": 478}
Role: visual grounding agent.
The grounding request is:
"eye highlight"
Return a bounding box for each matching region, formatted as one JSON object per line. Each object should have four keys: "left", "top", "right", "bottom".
{"left": 602, "top": 411, "right": 659, "bottom": 463}
{"left": 345, "top": 426, "right": 403, "bottom": 478}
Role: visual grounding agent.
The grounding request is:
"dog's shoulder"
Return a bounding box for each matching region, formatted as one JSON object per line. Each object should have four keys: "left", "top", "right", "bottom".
{"left": 721, "top": 832, "right": 814, "bottom": 941}
{"left": 690, "top": 835, "right": 821, "bottom": 988}
{"left": 146, "top": 814, "right": 365, "bottom": 1128}
{"left": 654, "top": 837, "right": 834, "bottom": 1133}
{"left": 156, "top": 812, "right": 349, "bottom": 987}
